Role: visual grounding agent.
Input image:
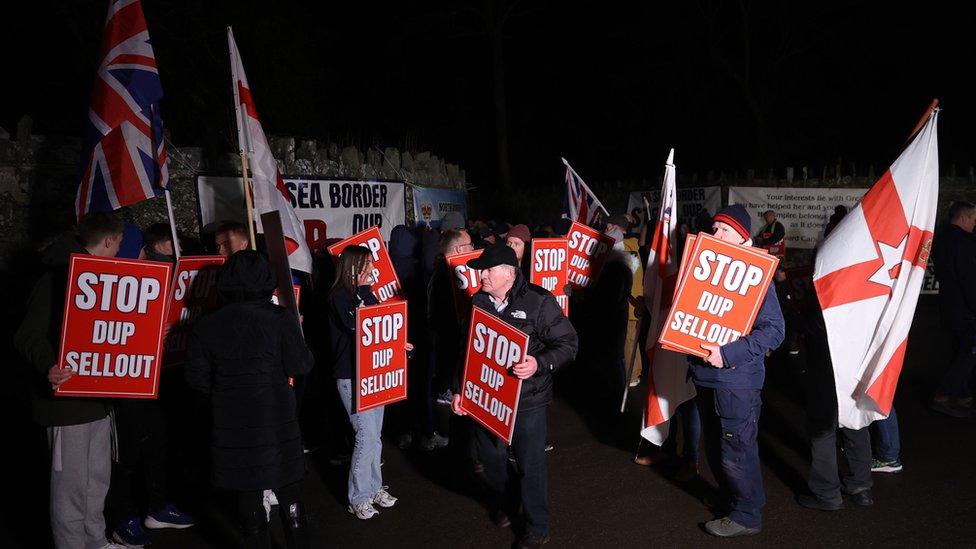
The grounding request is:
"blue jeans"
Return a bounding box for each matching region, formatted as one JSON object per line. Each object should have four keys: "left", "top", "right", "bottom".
{"left": 872, "top": 407, "right": 900, "bottom": 462}
{"left": 337, "top": 379, "right": 385, "bottom": 506}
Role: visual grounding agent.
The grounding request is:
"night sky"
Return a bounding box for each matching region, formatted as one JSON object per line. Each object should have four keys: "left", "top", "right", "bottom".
{"left": 3, "top": 1, "right": 975, "bottom": 187}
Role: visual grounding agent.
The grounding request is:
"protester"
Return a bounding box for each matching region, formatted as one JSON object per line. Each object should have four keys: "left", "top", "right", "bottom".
{"left": 692, "top": 205, "right": 785, "bottom": 537}
{"left": 871, "top": 408, "right": 903, "bottom": 473}
{"left": 823, "top": 205, "right": 848, "bottom": 238}
{"left": 585, "top": 214, "right": 637, "bottom": 407}
{"left": 214, "top": 220, "right": 250, "bottom": 258}
{"left": 624, "top": 234, "right": 644, "bottom": 388}
{"left": 328, "top": 246, "right": 413, "bottom": 520}
{"left": 428, "top": 229, "right": 475, "bottom": 405}
{"left": 14, "top": 212, "right": 122, "bottom": 549}
{"left": 144, "top": 222, "right": 177, "bottom": 263}
{"left": 505, "top": 223, "right": 532, "bottom": 274}
{"left": 931, "top": 201, "right": 976, "bottom": 417}
{"left": 107, "top": 225, "right": 194, "bottom": 547}
{"left": 797, "top": 289, "right": 874, "bottom": 512}
{"left": 755, "top": 209, "right": 786, "bottom": 257}
{"left": 389, "top": 225, "right": 447, "bottom": 451}
{"left": 452, "top": 243, "right": 578, "bottom": 549}
{"left": 185, "top": 250, "right": 313, "bottom": 548}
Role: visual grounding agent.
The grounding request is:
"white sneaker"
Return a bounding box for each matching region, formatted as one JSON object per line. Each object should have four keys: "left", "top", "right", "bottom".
{"left": 101, "top": 542, "right": 127, "bottom": 549}
{"left": 422, "top": 432, "right": 449, "bottom": 451}
{"left": 372, "top": 487, "right": 398, "bottom": 508}
{"left": 348, "top": 500, "right": 379, "bottom": 519}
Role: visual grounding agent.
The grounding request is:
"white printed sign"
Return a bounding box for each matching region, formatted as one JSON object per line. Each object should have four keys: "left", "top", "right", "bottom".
{"left": 728, "top": 186, "right": 867, "bottom": 249}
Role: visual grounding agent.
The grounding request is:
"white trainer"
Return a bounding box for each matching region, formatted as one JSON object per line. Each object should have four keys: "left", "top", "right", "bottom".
{"left": 372, "top": 487, "right": 398, "bottom": 508}
{"left": 348, "top": 501, "right": 379, "bottom": 520}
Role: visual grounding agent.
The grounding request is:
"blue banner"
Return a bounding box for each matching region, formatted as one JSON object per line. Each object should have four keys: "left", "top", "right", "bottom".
{"left": 412, "top": 186, "right": 468, "bottom": 228}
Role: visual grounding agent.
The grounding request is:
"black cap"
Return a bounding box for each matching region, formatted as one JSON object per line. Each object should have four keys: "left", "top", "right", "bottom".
{"left": 467, "top": 242, "right": 518, "bottom": 270}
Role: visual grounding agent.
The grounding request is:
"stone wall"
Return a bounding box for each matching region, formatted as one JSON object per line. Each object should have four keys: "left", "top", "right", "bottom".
{"left": 0, "top": 119, "right": 465, "bottom": 267}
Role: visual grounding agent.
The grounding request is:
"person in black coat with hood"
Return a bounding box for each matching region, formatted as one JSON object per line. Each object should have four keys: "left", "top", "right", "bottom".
{"left": 186, "top": 250, "right": 313, "bottom": 548}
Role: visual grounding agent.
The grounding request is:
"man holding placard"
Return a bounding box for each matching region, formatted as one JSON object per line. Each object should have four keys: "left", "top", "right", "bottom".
{"left": 686, "top": 205, "right": 785, "bottom": 538}
{"left": 14, "top": 212, "right": 124, "bottom": 549}
{"left": 451, "top": 243, "right": 578, "bottom": 549}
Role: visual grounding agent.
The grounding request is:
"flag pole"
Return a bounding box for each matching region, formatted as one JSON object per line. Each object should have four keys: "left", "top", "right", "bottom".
{"left": 240, "top": 153, "right": 258, "bottom": 250}
{"left": 163, "top": 189, "right": 182, "bottom": 259}
{"left": 620, "top": 332, "right": 641, "bottom": 413}
{"left": 639, "top": 195, "right": 652, "bottom": 247}
{"left": 227, "top": 26, "right": 258, "bottom": 251}
{"left": 906, "top": 99, "right": 939, "bottom": 144}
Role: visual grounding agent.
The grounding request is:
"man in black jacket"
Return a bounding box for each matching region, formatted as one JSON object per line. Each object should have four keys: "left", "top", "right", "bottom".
{"left": 451, "top": 243, "right": 578, "bottom": 549}
{"left": 14, "top": 212, "right": 123, "bottom": 549}
{"left": 931, "top": 201, "right": 976, "bottom": 417}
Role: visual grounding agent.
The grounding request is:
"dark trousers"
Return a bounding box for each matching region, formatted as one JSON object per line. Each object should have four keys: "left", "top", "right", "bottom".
{"left": 808, "top": 424, "right": 872, "bottom": 503}
{"left": 237, "top": 481, "right": 301, "bottom": 528}
{"left": 939, "top": 330, "right": 976, "bottom": 398}
{"left": 105, "top": 399, "right": 168, "bottom": 525}
{"left": 475, "top": 406, "right": 549, "bottom": 536}
{"left": 696, "top": 386, "right": 764, "bottom": 529}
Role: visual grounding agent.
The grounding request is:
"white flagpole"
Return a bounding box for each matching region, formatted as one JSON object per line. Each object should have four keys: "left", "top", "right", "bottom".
{"left": 163, "top": 190, "right": 182, "bottom": 260}
{"left": 150, "top": 103, "right": 181, "bottom": 260}
{"left": 227, "top": 26, "right": 258, "bottom": 250}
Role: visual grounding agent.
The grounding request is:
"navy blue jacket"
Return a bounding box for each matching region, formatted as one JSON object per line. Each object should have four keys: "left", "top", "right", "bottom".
{"left": 689, "top": 284, "right": 785, "bottom": 390}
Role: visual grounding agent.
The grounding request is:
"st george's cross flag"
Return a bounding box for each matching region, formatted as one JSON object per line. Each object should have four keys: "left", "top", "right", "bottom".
{"left": 76, "top": 0, "right": 168, "bottom": 220}
{"left": 813, "top": 105, "right": 939, "bottom": 429}
{"left": 227, "top": 27, "right": 313, "bottom": 273}
{"left": 640, "top": 149, "right": 696, "bottom": 444}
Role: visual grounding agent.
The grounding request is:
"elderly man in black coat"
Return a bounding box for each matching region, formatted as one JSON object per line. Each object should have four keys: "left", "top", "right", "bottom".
{"left": 452, "top": 243, "right": 578, "bottom": 549}
{"left": 186, "top": 250, "right": 313, "bottom": 548}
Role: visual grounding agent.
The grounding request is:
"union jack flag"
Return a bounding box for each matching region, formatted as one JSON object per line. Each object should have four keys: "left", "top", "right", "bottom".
{"left": 562, "top": 157, "right": 607, "bottom": 226}
{"left": 76, "top": 0, "right": 168, "bottom": 220}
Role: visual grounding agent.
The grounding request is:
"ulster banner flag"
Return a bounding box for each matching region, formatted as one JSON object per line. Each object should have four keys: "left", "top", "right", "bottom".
{"left": 813, "top": 105, "right": 939, "bottom": 429}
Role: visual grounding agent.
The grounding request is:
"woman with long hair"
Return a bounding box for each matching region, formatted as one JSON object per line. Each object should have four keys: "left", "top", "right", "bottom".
{"left": 328, "top": 245, "right": 412, "bottom": 519}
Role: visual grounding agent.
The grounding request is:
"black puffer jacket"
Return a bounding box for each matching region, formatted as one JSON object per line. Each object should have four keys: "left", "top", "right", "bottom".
{"left": 933, "top": 224, "right": 976, "bottom": 335}
{"left": 185, "top": 251, "right": 313, "bottom": 491}
{"left": 467, "top": 273, "right": 578, "bottom": 411}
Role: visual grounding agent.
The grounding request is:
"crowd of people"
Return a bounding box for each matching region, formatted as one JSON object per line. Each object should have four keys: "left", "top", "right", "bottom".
{"left": 14, "top": 198, "right": 976, "bottom": 548}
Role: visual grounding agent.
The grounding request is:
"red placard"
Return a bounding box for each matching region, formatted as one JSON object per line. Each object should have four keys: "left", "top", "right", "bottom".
{"left": 566, "top": 221, "right": 616, "bottom": 289}
{"left": 163, "top": 256, "right": 225, "bottom": 366}
{"left": 446, "top": 249, "right": 483, "bottom": 319}
{"left": 459, "top": 307, "right": 528, "bottom": 444}
{"left": 658, "top": 232, "right": 779, "bottom": 358}
{"left": 530, "top": 238, "right": 569, "bottom": 316}
{"left": 271, "top": 285, "right": 302, "bottom": 307}
{"left": 327, "top": 226, "right": 403, "bottom": 302}
{"left": 56, "top": 254, "right": 173, "bottom": 398}
{"left": 355, "top": 300, "right": 409, "bottom": 413}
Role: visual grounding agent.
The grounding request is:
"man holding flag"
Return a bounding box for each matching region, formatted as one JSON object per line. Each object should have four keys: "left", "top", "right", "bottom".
{"left": 799, "top": 104, "right": 940, "bottom": 511}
